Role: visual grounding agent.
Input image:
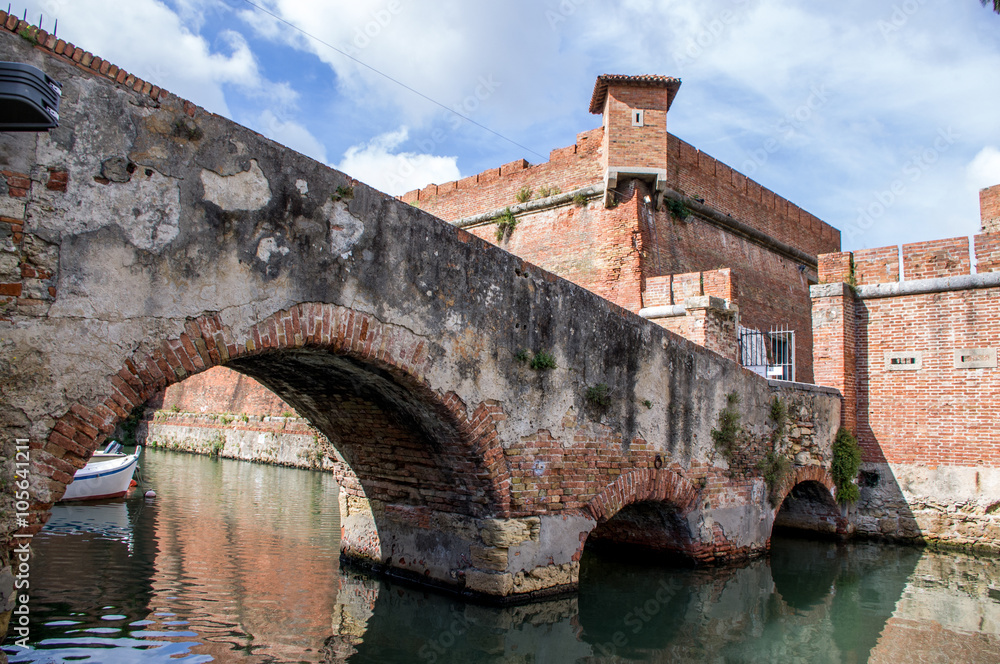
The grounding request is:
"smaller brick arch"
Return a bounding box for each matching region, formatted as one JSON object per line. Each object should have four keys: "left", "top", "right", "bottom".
{"left": 27, "top": 302, "right": 512, "bottom": 535}
{"left": 771, "top": 466, "right": 846, "bottom": 538}
{"left": 581, "top": 469, "right": 701, "bottom": 563}
{"left": 586, "top": 468, "right": 699, "bottom": 523}
{"left": 772, "top": 465, "right": 836, "bottom": 512}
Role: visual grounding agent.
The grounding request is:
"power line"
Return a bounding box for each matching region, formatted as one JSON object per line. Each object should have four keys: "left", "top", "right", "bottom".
{"left": 238, "top": 0, "right": 546, "bottom": 160}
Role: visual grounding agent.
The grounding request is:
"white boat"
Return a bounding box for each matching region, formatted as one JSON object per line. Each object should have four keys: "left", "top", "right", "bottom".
{"left": 60, "top": 442, "right": 142, "bottom": 502}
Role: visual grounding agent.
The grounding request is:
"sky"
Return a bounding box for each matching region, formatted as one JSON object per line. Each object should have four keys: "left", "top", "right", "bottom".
{"left": 12, "top": 0, "right": 1000, "bottom": 251}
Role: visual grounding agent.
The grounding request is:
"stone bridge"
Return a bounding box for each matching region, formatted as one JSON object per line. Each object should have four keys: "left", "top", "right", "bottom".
{"left": 1, "top": 26, "right": 842, "bottom": 602}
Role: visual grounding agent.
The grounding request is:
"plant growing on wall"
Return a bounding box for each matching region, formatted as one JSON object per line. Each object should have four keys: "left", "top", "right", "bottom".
{"left": 769, "top": 396, "right": 787, "bottom": 444}
{"left": 585, "top": 383, "right": 611, "bottom": 408}
{"left": 529, "top": 350, "right": 556, "bottom": 370}
{"left": 573, "top": 193, "right": 588, "bottom": 207}
{"left": 831, "top": 427, "right": 862, "bottom": 504}
{"left": 331, "top": 185, "right": 354, "bottom": 202}
{"left": 516, "top": 187, "right": 533, "bottom": 203}
{"left": 711, "top": 392, "right": 742, "bottom": 460}
{"left": 665, "top": 198, "right": 691, "bottom": 221}
{"left": 537, "top": 185, "right": 560, "bottom": 198}
{"left": 757, "top": 451, "right": 793, "bottom": 506}
{"left": 495, "top": 208, "right": 518, "bottom": 241}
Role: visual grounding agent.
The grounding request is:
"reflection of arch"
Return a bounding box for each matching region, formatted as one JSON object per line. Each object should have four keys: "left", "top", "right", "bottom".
{"left": 32, "top": 303, "right": 512, "bottom": 533}
{"left": 772, "top": 467, "right": 843, "bottom": 537}
{"left": 583, "top": 469, "right": 700, "bottom": 561}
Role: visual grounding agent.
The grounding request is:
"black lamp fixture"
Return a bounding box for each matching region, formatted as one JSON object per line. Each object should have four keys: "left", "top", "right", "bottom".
{"left": 0, "top": 61, "right": 61, "bottom": 131}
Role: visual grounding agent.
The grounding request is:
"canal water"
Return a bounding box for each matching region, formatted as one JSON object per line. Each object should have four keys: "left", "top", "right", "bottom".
{"left": 5, "top": 448, "right": 1000, "bottom": 663}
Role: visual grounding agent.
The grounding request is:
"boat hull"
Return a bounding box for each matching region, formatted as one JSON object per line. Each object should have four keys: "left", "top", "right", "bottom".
{"left": 61, "top": 448, "right": 141, "bottom": 502}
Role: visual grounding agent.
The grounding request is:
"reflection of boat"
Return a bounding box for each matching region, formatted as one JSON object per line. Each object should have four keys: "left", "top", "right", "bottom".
{"left": 44, "top": 501, "right": 134, "bottom": 544}
{"left": 60, "top": 442, "right": 141, "bottom": 501}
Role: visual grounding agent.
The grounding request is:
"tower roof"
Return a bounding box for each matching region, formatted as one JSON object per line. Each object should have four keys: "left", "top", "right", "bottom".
{"left": 588, "top": 74, "right": 682, "bottom": 114}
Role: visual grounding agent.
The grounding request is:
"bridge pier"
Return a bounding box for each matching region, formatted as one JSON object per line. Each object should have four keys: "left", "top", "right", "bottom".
{"left": 338, "top": 491, "right": 592, "bottom": 601}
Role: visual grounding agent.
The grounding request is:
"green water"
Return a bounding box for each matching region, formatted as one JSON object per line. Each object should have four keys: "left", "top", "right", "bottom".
{"left": 5, "top": 448, "right": 1000, "bottom": 663}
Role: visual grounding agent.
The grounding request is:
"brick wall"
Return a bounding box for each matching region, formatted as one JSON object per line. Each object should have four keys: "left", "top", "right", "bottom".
{"left": 601, "top": 84, "right": 669, "bottom": 172}
{"left": 902, "top": 237, "right": 970, "bottom": 280}
{"left": 854, "top": 246, "right": 900, "bottom": 286}
{"left": 854, "top": 287, "right": 999, "bottom": 467}
{"left": 642, "top": 268, "right": 735, "bottom": 307}
{"left": 401, "top": 128, "right": 604, "bottom": 222}
{"left": 665, "top": 135, "right": 840, "bottom": 259}
{"left": 150, "top": 365, "right": 294, "bottom": 416}
{"left": 975, "top": 232, "right": 1000, "bottom": 272}
{"left": 462, "top": 181, "right": 646, "bottom": 313}
{"left": 645, "top": 205, "right": 818, "bottom": 382}
{"left": 813, "top": 242, "right": 1000, "bottom": 549}
{"left": 982, "top": 184, "right": 1000, "bottom": 233}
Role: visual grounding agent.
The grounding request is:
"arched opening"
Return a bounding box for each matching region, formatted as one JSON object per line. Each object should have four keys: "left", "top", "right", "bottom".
{"left": 772, "top": 479, "right": 843, "bottom": 537}
{"left": 33, "top": 304, "right": 512, "bottom": 591}
{"left": 584, "top": 501, "right": 697, "bottom": 564}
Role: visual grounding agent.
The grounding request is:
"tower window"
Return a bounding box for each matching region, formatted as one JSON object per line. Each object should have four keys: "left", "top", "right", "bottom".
{"left": 632, "top": 109, "right": 644, "bottom": 127}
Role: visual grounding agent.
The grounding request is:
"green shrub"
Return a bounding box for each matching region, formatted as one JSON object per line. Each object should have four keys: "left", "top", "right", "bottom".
{"left": 585, "top": 383, "right": 611, "bottom": 408}
{"left": 529, "top": 350, "right": 556, "bottom": 370}
{"left": 665, "top": 198, "right": 691, "bottom": 221}
{"left": 831, "top": 427, "right": 862, "bottom": 504}
{"left": 573, "top": 193, "right": 588, "bottom": 207}
{"left": 495, "top": 208, "right": 518, "bottom": 241}
{"left": 711, "top": 392, "right": 742, "bottom": 460}
{"left": 514, "top": 348, "right": 532, "bottom": 363}
{"left": 769, "top": 396, "right": 787, "bottom": 444}
{"left": 331, "top": 185, "right": 354, "bottom": 202}
{"left": 516, "top": 186, "right": 533, "bottom": 203}
{"left": 757, "top": 451, "right": 793, "bottom": 506}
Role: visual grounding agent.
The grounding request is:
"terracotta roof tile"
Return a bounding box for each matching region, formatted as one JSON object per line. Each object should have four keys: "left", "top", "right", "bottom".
{"left": 589, "top": 74, "right": 682, "bottom": 114}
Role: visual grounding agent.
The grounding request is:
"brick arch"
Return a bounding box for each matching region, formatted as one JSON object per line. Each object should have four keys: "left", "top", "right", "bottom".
{"left": 772, "top": 465, "right": 837, "bottom": 512}
{"left": 28, "top": 302, "right": 512, "bottom": 534}
{"left": 586, "top": 468, "right": 699, "bottom": 523}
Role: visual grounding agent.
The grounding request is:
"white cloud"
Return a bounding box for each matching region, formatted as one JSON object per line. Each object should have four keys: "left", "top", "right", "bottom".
{"left": 337, "top": 127, "right": 460, "bottom": 195}
{"left": 967, "top": 147, "right": 1000, "bottom": 192}
{"left": 253, "top": 110, "right": 328, "bottom": 163}
{"left": 18, "top": 0, "right": 262, "bottom": 117}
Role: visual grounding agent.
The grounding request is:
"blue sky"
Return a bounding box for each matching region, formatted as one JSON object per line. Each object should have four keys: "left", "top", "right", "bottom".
{"left": 13, "top": 0, "right": 1000, "bottom": 251}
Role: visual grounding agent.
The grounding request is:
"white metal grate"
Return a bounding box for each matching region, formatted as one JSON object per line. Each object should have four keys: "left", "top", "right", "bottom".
{"left": 739, "top": 325, "right": 795, "bottom": 382}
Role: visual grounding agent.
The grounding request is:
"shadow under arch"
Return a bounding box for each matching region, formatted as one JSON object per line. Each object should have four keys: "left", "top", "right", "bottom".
{"left": 32, "top": 303, "right": 514, "bottom": 581}
{"left": 582, "top": 469, "right": 700, "bottom": 564}
{"left": 771, "top": 466, "right": 846, "bottom": 538}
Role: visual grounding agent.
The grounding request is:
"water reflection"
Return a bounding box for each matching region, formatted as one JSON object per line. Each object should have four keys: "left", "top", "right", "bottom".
{"left": 6, "top": 449, "right": 1000, "bottom": 663}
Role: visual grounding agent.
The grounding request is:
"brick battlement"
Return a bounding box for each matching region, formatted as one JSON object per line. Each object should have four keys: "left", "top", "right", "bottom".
{"left": 818, "top": 233, "right": 1000, "bottom": 285}
{"left": 405, "top": 128, "right": 838, "bottom": 261}
{"left": 982, "top": 184, "right": 1000, "bottom": 233}
{"left": 642, "top": 268, "right": 736, "bottom": 308}
{"left": 400, "top": 127, "right": 605, "bottom": 220}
